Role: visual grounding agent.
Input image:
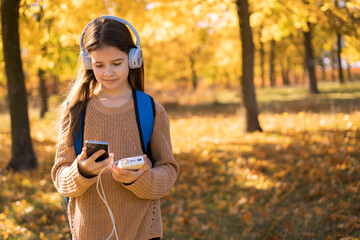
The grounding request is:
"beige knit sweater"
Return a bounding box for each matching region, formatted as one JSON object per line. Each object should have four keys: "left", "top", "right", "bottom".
{"left": 52, "top": 96, "right": 179, "bottom": 240}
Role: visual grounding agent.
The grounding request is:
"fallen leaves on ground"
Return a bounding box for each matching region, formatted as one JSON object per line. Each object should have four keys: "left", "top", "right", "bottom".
{"left": 0, "top": 110, "right": 359, "bottom": 239}
{"left": 162, "top": 111, "right": 360, "bottom": 239}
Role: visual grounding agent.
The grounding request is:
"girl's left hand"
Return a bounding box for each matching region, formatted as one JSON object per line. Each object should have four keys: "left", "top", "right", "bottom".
{"left": 110, "top": 155, "right": 152, "bottom": 184}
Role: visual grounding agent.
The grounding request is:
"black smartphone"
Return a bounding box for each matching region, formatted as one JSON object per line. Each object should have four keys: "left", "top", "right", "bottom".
{"left": 85, "top": 140, "right": 109, "bottom": 162}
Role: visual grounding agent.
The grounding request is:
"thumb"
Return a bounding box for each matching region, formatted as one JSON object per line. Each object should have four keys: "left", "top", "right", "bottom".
{"left": 78, "top": 147, "right": 87, "bottom": 161}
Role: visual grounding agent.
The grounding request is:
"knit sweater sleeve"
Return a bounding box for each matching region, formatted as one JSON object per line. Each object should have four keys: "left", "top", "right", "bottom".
{"left": 51, "top": 140, "right": 97, "bottom": 198}
{"left": 123, "top": 102, "right": 179, "bottom": 199}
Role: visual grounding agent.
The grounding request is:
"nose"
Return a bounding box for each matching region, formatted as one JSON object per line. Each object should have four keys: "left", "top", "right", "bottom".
{"left": 103, "top": 65, "right": 114, "bottom": 77}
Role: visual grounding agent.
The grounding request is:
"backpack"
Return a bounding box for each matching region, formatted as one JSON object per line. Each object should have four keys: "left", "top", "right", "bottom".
{"left": 60, "top": 90, "right": 156, "bottom": 228}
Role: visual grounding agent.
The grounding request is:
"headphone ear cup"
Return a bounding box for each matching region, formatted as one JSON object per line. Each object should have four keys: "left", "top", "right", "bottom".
{"left": 81, "top": 51, "right": 93, "bottom": 70}
{"left": 129, "top": 48, "right": 143, "bottom": 69}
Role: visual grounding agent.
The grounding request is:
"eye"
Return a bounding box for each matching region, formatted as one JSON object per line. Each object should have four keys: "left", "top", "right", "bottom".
{"left": 113, "top": 62, "right": 122, "bottom": 66}
{"left": 94, "top": 64, "right": 103, "bottom": 68}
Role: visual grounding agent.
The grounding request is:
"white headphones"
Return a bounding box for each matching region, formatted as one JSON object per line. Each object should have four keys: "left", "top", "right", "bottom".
{"left": 80, "top": 16, "right": 143, "bottom": 70}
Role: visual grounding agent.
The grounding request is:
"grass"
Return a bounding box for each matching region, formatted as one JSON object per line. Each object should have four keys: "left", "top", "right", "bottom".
{"left": 0, "top": 81, "right": 359, "bottom": 239}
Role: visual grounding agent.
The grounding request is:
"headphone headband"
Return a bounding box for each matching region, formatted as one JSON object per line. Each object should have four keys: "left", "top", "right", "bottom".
{"left": 80, "top": 16, "right": 143, "bottom": 70}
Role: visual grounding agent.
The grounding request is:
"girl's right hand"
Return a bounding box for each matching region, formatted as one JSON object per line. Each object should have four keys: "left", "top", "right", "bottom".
{"left": 77, "top": 147, "right": 114, "bottom": 178}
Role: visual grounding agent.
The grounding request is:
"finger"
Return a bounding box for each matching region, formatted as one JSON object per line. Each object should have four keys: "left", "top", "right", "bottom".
{"left": 99, "top": 153, "right": 114, "bottom": 172}
{"left": 110, "top": 167, "right": 127, "bottom": 182}
{"left": 110, "top": 168, "right": 119, "bottom": 181}
{"left": 146, "top": 158, "right": 152, "bottom": 168}
{"left": 111, "top": 167, "right": 133, "bottom": 178}
{"left": 142, "top": 154, "right": 150, "bottom": 163}
{"left": 111, "top": 167, "right": 139, "bottom": 184}
{"left": 138, "top": 164, "right": 148, "bottom": 174}
{"left": 87, "top": 149, "right": 106, "bottom": 163}
{"left": 78, "top": 147, "right": 87, "bottom": 161}
{"left": 142, "top": 155, "right": 152, "bottom": 169}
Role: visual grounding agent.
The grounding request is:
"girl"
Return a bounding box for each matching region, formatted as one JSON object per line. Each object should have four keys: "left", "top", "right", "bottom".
{"left": 52, "top": 16, "right": 179, "bottom": 240}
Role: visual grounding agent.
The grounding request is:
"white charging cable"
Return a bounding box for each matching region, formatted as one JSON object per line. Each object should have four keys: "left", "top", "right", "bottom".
{"left": 96, "top": 159, "right": 122, "bottom": 240}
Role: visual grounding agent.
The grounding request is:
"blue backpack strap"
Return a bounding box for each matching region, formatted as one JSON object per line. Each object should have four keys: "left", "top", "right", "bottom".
{"left": 133, "top": 90, "right": 156, "bottom": 154}
{"left": 73, "top": 108, "right": 86, "bottom": 156}
{"left": 66, "top": 108, "right": 86, "bottom": 205}
{"left": 60, "top": 106, "right": 86, "bottom": 237}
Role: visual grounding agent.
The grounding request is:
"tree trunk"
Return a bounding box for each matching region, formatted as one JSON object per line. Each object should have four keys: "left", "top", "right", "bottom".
{"left": 1, "top": 0, "right": 37, "bottom": 171}
{"left": 235, "top": 0, "right": 262, "bottom": 132}
{"left": 334, "top": 0, "right": 344, "bottom": 84}
{"left": 336, "top": 33, "right": 344, "bottom": 83}
{"left": 303, "top": 21, "right": 319, "bottom": 94}
{"left": 36, "top": 6, "right": 49, "bottom": 117}
{"left": 38, "top": 68, "right": 48, "bottom": 118}
{"left": 190, "top": 55, "right": 197, "bottom": 90}
{"left": 269, "top": 39, "right": 276, "bottom": 87}
{"left": 293, "top": 63, "right": 299, "bottom": 85}
{"left": 259, "top": 27, "right": 265, "bottom": 88}
{"left": 51, "top": 74, "right": 60, "bottom": 94}
{"left": 347, "top": 60, "right": 352, "bottom": 81}
{"left": 331, "top": 51, "right": 336, "bottom": 81}
{"left": 281, "top": 59, "right": 290, "bottom": 86}
{"left": 319, "top": 57, "right": 326, "bottom": 81}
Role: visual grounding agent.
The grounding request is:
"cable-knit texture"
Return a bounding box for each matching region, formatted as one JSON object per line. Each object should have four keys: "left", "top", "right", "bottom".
{"left": 52, "top": 96, "right": 179, "bottom": 240}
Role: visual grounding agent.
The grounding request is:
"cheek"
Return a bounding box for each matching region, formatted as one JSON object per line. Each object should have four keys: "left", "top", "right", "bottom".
{"left": 121, "top": 66, "right": 130, "bottom": 78}
{"left": 92, "top": 69, "right": 102, "bottom": 80}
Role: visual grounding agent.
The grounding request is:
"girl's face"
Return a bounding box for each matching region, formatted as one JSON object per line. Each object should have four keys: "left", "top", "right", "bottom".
{"left": 90, "top": 46, "right": 130, "bottom": 94}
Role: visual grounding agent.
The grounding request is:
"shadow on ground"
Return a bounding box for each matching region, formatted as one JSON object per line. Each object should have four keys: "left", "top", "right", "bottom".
{"left": 162, "top": 128, "right": 360, "bottom": 239}
{"left": 164, "top": 92, "right": 360, "bottom": 118}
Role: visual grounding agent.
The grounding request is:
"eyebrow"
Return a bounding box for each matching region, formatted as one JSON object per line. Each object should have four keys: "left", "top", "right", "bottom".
{"left": 94, "top": 58, "right": 124, "bottom": 63}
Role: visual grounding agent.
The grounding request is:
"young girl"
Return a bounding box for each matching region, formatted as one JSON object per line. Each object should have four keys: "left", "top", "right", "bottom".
{"left": 52, "top": 16, "right": 179, "bottom": 240}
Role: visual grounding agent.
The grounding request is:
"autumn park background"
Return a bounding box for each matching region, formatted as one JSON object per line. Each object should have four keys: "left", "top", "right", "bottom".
{"left": 0, "top": 0, "right": 360, "bottom": 239}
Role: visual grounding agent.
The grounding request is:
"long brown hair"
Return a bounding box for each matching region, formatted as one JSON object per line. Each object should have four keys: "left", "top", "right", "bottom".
{"left": 57, "top": 17, "right": 144, "bottom": 148}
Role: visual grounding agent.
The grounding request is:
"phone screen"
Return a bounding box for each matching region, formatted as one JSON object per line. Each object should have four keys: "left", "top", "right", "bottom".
{"left": 85, "top": 140, "right": 109, "bottom": 162}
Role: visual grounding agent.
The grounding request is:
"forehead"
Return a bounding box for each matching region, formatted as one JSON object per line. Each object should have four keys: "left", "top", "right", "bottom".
{"left": 90, "top": 46, "right": 127, "bottom": 61}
